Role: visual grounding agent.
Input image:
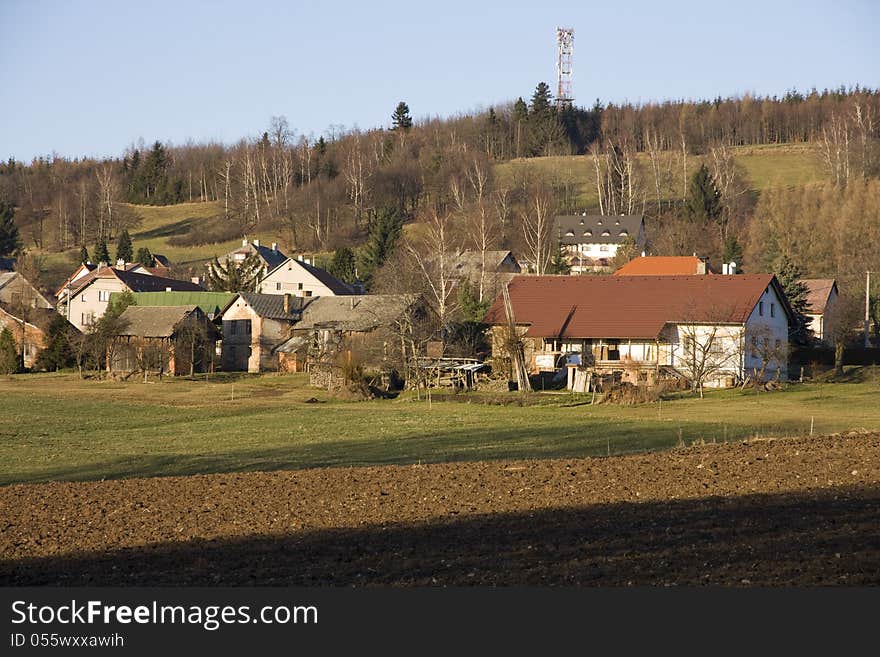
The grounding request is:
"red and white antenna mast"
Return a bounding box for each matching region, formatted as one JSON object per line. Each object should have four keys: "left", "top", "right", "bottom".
{"left": 556, "top": 27, "right": 574, "bottom": 108}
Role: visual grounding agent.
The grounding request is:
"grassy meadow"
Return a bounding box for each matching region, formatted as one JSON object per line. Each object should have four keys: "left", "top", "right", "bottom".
{"left": 494, "top": 143, "right": 825, "bottom": 209}
{"left": 1, "top": 370, "right": 878, "bottom": 486}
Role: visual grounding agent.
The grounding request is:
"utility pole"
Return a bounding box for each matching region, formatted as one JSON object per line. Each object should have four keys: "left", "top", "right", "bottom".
{"left": 866, "top": 270, "right": 873, "bottom": 349}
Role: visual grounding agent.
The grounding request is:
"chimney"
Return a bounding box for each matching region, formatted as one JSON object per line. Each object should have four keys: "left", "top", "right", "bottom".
{"left": 283, "top": 293, "right": 292, "bottom": 314}
{"left": 191, "top": 276, "right": 201, "bottom": 285}
{"left": 165, "top": 287, "right": 172, "bottom": 292}
{"left": 722, "top": 263, "right": 729, "bottom": 275}
{"left": 116, "top": 258, "right": 126, "bottom": 268}
{"left": 696, "top": 258, "right": 707, "bottom": 275}
{"left": 728, "top": 261, "right": 737, "bottom": 275}
{"left": 304, "top": 257, "right": 311, "bottom": 265}
{"left": 253, "top": 239, "right": 260, "bottom": 248}
{"left": 271, "top": 242, "right": 277, "bottom": 251}
{"left": 298, "top": 255, "right": 304, "bottom": 262}
{"left": 641, "top": 250, "right": 646, "bottom": 258}
{"left": 242, "top": 237, "right": 248, "bottom": 246}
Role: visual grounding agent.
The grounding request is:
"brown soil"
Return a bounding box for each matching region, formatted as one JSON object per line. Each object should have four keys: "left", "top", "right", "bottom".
{"left": 2, "top": 432, "right": 878, "bottom": 586}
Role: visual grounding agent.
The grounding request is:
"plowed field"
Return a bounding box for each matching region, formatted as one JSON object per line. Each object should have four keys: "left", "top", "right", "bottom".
{"left": 2, "top": 432, "right": 878, "bottom": 586}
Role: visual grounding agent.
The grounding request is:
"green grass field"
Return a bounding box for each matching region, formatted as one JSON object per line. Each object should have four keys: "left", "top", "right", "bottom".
{"left": 1, "top": 371, "right": 877, "bottom": 486}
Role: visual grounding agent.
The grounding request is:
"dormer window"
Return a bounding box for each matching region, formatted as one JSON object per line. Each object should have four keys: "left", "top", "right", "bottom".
{"left": 615, "top": 220, "right": 620, "bottom": 225}
{"left": 619, "top": 230, "right": 628, "bottom": 236}
{"left": 601, "top": 230, "right": 611, "bottom": 236}
{"left": 597, "top": 219, "right": 603, "bottom": 225}
{"left": 583, "top": 230, "right": 592, "bottom": 237}
{"left": 565, "top": 230, "right": 575, "bottom": 237}
{"left": 579, "top": 219, "right": 584, "bottom": 225}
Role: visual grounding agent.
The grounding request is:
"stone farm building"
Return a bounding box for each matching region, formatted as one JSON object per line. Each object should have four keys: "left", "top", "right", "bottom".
{"left": 110, "top": 305, "right": 219, "bottom": 376}
{"left": 273, "top": 294, "right": 427, "bottom": 374}
{"left": 218, "top": 292, "right": 304, "bottom": 372}
{"left": 483, "top": 274, "right": 794, "bottom": 389}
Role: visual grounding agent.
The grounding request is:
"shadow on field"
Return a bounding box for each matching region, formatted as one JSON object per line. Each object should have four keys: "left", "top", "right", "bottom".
{"left": 4, "top": 417, "right": 779, "bottom": 486}
{"left": 3, "top": 485, "right": 878, "bottom": 586}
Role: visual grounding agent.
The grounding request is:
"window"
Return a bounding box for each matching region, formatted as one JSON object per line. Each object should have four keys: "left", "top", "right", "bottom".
{"left": 245, "top": 321, "right": 251, "bottom": 334}
{"left": 276, "top": 282, "right": 282, "bottom": 291}
{"left": 81, "top": 313, "right": 94, "bottom": 326}
{"left": 759, "top": 301, "right": 764, "bottom": 316}
{"left": 297, "top": 282, "right": 303, "bottom": 290}
{"left": 229, "top": 321, "right": 237, "bottom": 335}
{"left": 600, "top": 245, "right": 609, "bottom": 252}
{"left": 770, "top": 303, "right": 776, "bottom": 318}
{"left": 80, "top": 294, "right": 86, "bottom": 302}
{"left": 98, "top": 290, "right": 110, "bottom": 302}
{"left": 750, "top": 336, "right": 758, "bottom": 358}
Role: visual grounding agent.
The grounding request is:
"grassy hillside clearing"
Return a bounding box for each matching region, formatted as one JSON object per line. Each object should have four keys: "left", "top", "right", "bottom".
{"left": 495, "top": 143, "right": 825, "bottom": 209}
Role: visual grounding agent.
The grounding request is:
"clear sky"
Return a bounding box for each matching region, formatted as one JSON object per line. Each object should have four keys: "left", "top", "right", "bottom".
{"left": 1, "top": 0, "right": 877, "bottom": 162}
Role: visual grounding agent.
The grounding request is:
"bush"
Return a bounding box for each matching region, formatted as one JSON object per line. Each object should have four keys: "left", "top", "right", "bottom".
{"left": 0, "top": 327, "right": 19, "bottom": 374}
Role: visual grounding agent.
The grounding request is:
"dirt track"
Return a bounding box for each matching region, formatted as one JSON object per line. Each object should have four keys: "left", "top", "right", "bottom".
{"left": 2, "top": 432, "right": 879, "bottom": 586}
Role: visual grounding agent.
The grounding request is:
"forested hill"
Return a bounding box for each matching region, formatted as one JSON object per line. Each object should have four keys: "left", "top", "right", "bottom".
{"left": 1, "top": 84, "right": 879, "bottom": 308}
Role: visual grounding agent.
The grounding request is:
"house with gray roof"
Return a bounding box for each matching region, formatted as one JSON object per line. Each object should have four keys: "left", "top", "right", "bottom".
{"left": 555, "top": 214, "right": 646, "bottom": 273}
{"left": 110, "top": 305, "right": 219, "bottom": 376}
{"left": 59, "top": 265, "right": 204, "bottom": 331}
{"left": 217, "top": 292, "right": 305, "bottom": 372}
{"left": 274, "top": 294, "right": 430, "bottom": 375}
{"left": 258, "top": 255, "right": 355, "bottom": 297}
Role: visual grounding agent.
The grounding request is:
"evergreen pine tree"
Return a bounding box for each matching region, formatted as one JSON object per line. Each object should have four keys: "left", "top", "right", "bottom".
{"left": 116, "top": 229, "right": 133, "bottom": 263}
{"left": 527, "top": 82, "right": 562, "bottom": 156}
{"left": 0, "top": 327, "right": 18, "bottom": 374}
{"left": 34, "top": 315, "right": 76, "bottom": 371}
{"left": 207, "top": 255, "right": 264, "bottom": 292}
{"left": 774, "top": 254, "right": 810, "bottom": 343}
{"left": 685, "top": 164, "right": 722, "bottom": 223}
{"left": 328, "top": 247, "right": 357, "bottom": 284}
{"left": 135, "top": 247, "right": 154, "bottom": 268}
{"left": 94, "top": 238, "right": 110, "bottom": 264}
{"left": 529, "top": 82, "right": 553, "bottom": 115}
{"left": 457, "top": 279, "right": 492, "bottom": 323}
{"left": 549, "top": 244, "right": 571, "bottom": 275}
{"left": 391, "top": 102, "right": 413, "bottom": 130}
{"left": 78, "top": 244, "right": 90, "bottom": 264}
{"left": 0, "top": 198, "right": 21, "bottom": 257}
{"left": 359, "top": 207, "right": 403, "bottom": 286}
{"left": 722, "top": 235, "right": 744, "bottom": 272}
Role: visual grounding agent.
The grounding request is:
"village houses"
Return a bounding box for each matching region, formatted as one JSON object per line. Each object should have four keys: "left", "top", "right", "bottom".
{"left": 59, "top": 265, "right": 204, "bottom": 332}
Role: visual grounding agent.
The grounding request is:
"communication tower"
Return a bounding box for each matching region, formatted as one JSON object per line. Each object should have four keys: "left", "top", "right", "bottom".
{"left": 556, "top": 27, "right": 574, "bottom": 108}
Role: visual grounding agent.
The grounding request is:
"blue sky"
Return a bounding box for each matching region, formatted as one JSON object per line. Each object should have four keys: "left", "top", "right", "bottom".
{"left": 1, "top": 0, "right": 877, "bottom": 162}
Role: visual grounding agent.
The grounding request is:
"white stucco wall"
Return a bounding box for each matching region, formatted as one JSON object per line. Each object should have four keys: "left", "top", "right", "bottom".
{"left": 258, "top": 259, "right": 343, "bottom": 297}
{"left": 66, "top": 277, "right": 127, "bottom": 331}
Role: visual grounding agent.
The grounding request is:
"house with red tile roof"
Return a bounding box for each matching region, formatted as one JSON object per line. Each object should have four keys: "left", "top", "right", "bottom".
{"left": 483, "top": 274, "right": 794, "bottom": 389}
{"left": 802, "top": 279, "right": 839, "bottom": 344}
{"left": 614, "top": 255, "right": 715, "bottom": 276}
